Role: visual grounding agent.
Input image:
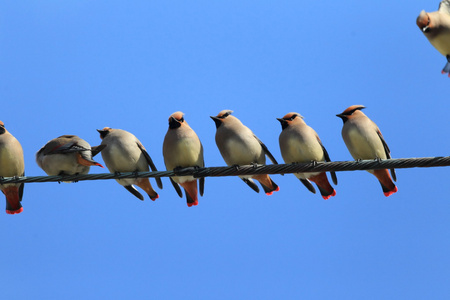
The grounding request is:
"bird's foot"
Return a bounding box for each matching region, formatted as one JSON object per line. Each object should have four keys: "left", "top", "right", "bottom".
{"left": 173, "top": 166, "right": 184, "bottom": 172}
{"left": 73, "top": 173, "right": 79, "bottom": 183}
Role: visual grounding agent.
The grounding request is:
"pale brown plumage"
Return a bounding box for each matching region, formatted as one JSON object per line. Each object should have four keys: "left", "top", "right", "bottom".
{"left": 337, "top": 105, "right": 397, "bottom": 197}
{"left": 211, "top": 110, "right": 279, "bottom": 195}
{"left": 417, "top": 1, "right": 450, "bottom": 75}
{"left": 36, "top": 135, "right": 104, "bottom": 183}
{"left": 98, "top": 127, "right": 162, "bottom": 201}
{"left": 0, "top": 121, "right": 25, "bottom": 214}
{"left": 163, "top": 111, "right": 205, "bottom": 207}
{"left": 278, "top": 112, "right": 337, "bottom": 199}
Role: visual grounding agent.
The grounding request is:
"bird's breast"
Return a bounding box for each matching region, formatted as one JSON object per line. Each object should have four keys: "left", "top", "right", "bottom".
{"left": 0, "top": 147, "right": 24, "bottom": 176}
{"left": 165, "top": 137, "right": 202, "bottom": 170}
{"left": 429, "top": 30, "right": 450, "bottom": 55}
{"left": 222, "top": 137, "right": 262, "bottom": 165}
{"left": 345, "top": 127, "right": 385, "bottom": 160}
{"left": 103, "top": 143, "right": 143, "bottom": 172}
{"left": 281, "top": 134, "right": 324, "bottom": 164}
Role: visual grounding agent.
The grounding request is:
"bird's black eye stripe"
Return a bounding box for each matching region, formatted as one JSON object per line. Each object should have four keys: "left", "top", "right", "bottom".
{"left": 283, "top": 114, "right": 297, "bottom": 121}
{"left": 219, "top": 112, "right": 230, "bottom": 119}
{"left": 179, "top": 117, "right": 184, "bottom": 122}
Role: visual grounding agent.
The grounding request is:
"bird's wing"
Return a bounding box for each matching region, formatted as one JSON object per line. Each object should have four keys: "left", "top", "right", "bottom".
{"left": 253, "top": 134, "right": 278, "bottom": 164}
{"left": 137, "top": 142, "right": 163, "bottom": 189}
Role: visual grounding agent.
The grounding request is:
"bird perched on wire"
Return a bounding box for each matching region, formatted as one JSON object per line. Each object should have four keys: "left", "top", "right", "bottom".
{"left": 163, "top": 111, "right": 205, "bottom": 207}
{"left": 211, "top": 110, "right": 279, "bottom": 195}
{"left": 336, "top": 105, "right": 397, "bottom": 197}
{"left": 416, "top": 0, "right": 450, "bottom": 76}
{"left": 0, "top": 121, "right": 25, "bottom": 214}
{"left": 36, "top": 135, "right": 104, "bottom": 183}
{"left": 97, "top": 127, "right": 163, "bottom": 201}
{"left": 277, "top": 112, "right": 337, "bottom": 199}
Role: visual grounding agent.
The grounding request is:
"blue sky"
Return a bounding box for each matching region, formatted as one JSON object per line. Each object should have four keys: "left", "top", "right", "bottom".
{"left": 1, "top": 1, "right": 450, "bottom": 299}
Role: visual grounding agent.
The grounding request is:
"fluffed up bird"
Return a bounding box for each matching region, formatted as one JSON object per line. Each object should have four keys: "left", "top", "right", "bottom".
{"left": 211, "top": 110, "right": 279, "bottom": 195}
{"left": 163, "top": 112, "right": 205, "bottom": 207}
{"left": 36, "top": 135, "right": 104, "bottom": 182}
{"left": 336, "top": 105, "right": 398, "bottom": 197}
{"left": 277, "top": 113, "right": 337, "bottom": 200}
{"left": 0, "top": 121, "right": 25, "bottom": 214}
{"left": 97, "top": 127, "right": 163, "bottom": 201}
{"left": 417, "top": 0, "right": 450, "bottom": 76}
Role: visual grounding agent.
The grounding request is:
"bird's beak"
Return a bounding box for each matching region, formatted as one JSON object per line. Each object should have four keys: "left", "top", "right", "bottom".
{"left": 210, "top": 116, "right": 222, "bottom": 128}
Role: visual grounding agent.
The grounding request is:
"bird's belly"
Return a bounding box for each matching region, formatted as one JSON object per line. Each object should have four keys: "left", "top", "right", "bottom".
{"left": 172, "top": 175, "right": 196, "bottom": 184}
{"left": 224, "top": 139, "right": 262, "bottom": 165}
{"left": 42, "top": 154, "right": 88, "bottom": 175}
{"left": 105, "top": 145, "right": 145, "bottom": 172}
{"left": 0, "top": 150, "right": 23, "bottom": 176}
{"left": 347, "top": 129, "right": 385, "bottom": 160}
{"left": 282, "top": 138, "right": 324, "bottom": 163}
{"left": 168, "top": 139, "right": 202, "bottom": 169}
{"left": 430, "top": 31, "right": 450, "bottom": 56}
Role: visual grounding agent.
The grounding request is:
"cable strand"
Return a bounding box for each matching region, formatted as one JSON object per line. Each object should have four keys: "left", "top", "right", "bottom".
{"left": 0, "top": 156, "right": 449, "bottom": 184}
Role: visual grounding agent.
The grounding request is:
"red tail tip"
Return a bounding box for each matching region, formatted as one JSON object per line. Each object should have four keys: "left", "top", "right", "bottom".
{"left": 150, "top": 194, "right": 159, "bottom": 201}
{"left": 321, "top": 189, "right": 336, "bottom": 200}
{"left": 266, "top": 186, "right": 280, "bottom": 196}
{"left": 96, "top": 163, "right": 104, "bottom": 168}
{"left": 187, "top": 201, "right": 199, "bottom": 207}
{"left": 383, "top": 186, "right": 398, "bottom": 197}
{"left": 6, "top": 207, "right": 23, "bottom": 215}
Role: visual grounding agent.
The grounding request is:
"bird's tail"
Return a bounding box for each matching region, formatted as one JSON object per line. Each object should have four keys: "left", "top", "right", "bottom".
{"left": 77, "top": 152, "right": 104, "bottom": 168}
{"left": 309, "top": 172, "right": 336, "bottom": 200}
{"left": 180, "top": 180, "right": 198, "bottom": 207}
{"left": 253, "top": 174, "right": 280, "bottom": 196}
{"left": 442, "top": 57, "right": 450, "bottom": 76}
{"left": 3, "top": 186, "right": 23, "bottom": 214}
{"left": 136, "top": 178, "right": 159, "bottom": 201}
{"left": 373, "top": 169, "right": 398, "bottom": 197}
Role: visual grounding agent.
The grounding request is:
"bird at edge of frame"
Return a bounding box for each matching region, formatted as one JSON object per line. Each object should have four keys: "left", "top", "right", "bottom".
{"left": 417, "top": 0, "right": 450, "bottom": 76}
{"left": 0, "top": 121, "right": 25, "bottom": 215}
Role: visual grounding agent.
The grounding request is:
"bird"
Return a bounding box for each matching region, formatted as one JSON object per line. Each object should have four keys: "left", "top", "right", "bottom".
{"left": 97, "top": 127, "right": 163, "bottom": 201}
{"left": 163, "top": 112, "right": 205, "bottom": 207}
{"left": 277, "top": 112, "right": 337, "bottom": 199}
{"left": 0, "top": 121, "right": 25, "bottom": 214}
{"left": 336, "top": 105, "right": 398, "bottom": 197}
{"left": 211, "top": 110, "right": 279, "bottom": 195}
{"left": 36, "top": 135, "right": 104, "bottom": 182}
{"left": 416, "top": 1, "right": 450, "bottom": 76}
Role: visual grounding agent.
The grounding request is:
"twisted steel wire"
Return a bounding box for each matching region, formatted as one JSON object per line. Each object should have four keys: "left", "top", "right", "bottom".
{"left": 0, "top": 156, "right": 449, "bottom": 184}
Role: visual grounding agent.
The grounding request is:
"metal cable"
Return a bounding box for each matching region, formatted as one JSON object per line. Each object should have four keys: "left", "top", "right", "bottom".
{"left": 0, "top": 156, "right": 449, "bottom": 184}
